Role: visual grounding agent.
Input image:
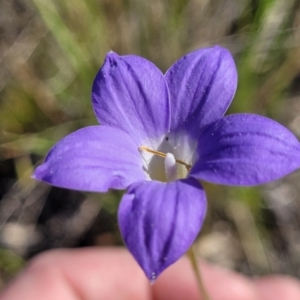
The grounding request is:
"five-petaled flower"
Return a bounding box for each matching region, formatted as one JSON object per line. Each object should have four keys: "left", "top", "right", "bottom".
{"left": 34, "top": 46, "right": 300, "bottom": 283}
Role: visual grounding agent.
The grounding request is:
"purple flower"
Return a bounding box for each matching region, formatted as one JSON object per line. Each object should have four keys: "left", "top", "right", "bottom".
{"left": 33, "top": 46, "right": 300, "bottom": 282}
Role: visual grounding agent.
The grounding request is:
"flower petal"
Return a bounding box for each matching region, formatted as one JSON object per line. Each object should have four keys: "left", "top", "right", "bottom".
{"left": 118, "top": 178, "right": 207, "bottom": 282}
{"left": 190, "top": 114, "right": 300, "bottom": 186}
{"left": 92, "top": 52, "right": 170, "bottom": 147}
{"left": 165, "top": 46, "right": 237, "bottom": 136}
{"left": 33, "top": 126, "right": 147, "bottom": 192}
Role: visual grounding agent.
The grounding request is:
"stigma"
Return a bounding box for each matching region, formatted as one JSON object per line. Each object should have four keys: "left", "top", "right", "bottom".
{"left": 164, "top": 153, "right": 177, "bottom": 181}
{"left": 139, "top": 146, "right": 191, "bottom": 182}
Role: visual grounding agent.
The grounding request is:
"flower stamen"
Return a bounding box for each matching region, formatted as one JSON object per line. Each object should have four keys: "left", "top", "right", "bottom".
{"left": 139, "top": 146, "right": 191, "bottom": 170}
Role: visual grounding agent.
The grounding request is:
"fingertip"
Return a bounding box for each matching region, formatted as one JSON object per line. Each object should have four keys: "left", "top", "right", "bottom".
{"left": 153, "top": 258, "right": 257, "bottom": 300}
{"left": 201, "top": 262, "right": 257, "bottom": 300}
{"left": 254, "top": 275, "right": 300, "bottom": 300}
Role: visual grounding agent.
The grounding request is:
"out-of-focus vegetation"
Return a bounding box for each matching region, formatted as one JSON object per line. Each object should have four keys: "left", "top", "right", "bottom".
{"left": 1, "top": 0, "right": 300, "bottom": 283}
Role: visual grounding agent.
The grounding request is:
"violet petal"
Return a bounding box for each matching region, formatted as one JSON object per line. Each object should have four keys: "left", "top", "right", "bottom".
{"left": 33, "top": 126, "right": 147, "bottom": 192}
{"left": 165, "top": 46, "right": 237, "bottom": 137}
{"left": 190, "top": 114, "right": 300, "bottom": 186}
{"left": 118, "top": 178, "right": 207, "bottom": 282}
{"left": 92, "top": 52, "right": 170, "bottom": 146}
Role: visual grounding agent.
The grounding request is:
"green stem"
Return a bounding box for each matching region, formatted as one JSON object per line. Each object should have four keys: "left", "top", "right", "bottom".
{"left": 187, "top": 246, "right": 212, "bottom": 300}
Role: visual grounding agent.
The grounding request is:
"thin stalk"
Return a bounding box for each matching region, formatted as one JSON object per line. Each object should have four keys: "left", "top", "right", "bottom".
{"left": 187, "top": 246, "right": 212, "bottom": 300}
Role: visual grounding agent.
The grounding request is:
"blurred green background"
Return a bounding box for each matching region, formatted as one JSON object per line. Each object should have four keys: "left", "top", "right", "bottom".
{"left": 1, "top": 0, "right": 300, "bottom": 287}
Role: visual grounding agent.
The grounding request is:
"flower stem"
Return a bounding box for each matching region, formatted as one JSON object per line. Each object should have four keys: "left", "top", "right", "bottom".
{"left": 187, "top": 246, "right": 212, "bottom": 300}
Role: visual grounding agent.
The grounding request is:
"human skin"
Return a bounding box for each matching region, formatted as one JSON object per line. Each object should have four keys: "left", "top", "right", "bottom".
{"left": 0, "top": 248, "right": 299, "bottom": 300}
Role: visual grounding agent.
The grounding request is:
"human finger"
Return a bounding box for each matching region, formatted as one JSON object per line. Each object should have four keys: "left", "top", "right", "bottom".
{"left": 1, "top": 247, "right": 300, "bottom": 300}
{"left": 0, "top": 248, "right": 151, "bottom": 300}
{"left": 254, "top": 275, "right": 300, "bottom": 300}
{"left": 153, "top": 257, "right": 258, "bottom": 300}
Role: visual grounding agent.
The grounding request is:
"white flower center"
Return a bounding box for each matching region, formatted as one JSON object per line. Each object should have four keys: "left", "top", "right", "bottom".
{"left": 139, "top": 138, "right": 193, "bottom": 182}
